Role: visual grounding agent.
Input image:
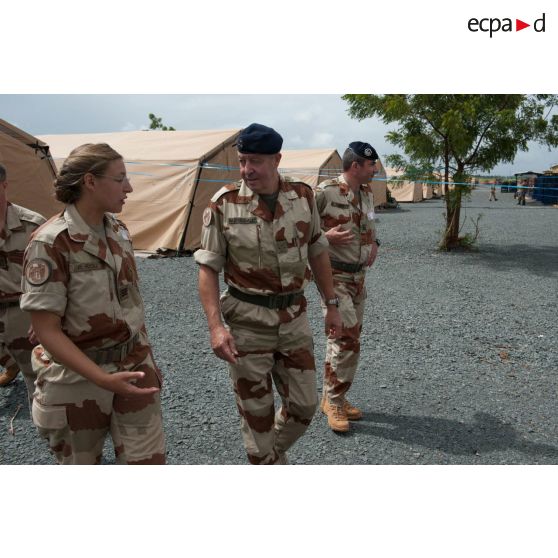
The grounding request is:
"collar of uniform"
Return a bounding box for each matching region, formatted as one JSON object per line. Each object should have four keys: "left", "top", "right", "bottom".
{"left": 241, "top": 175, "right": 298, "bottom": 221}
{"left": 64, "top": 204, "right": 119, "bottom": 273}
{"left": 337, "top": 174, "right": 351, "bottom": 196}
{"left": 4, "top": 203, "right": 24, "bottom": 236}
{"left": 65, "top": 204, "right": 97, "bottom": 242}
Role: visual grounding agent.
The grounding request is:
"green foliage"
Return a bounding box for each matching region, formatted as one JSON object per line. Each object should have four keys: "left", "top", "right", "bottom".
{"left": 147, "top": 113, "right": 176, "bottom": 131}
{"left": 343, "top": 94, "right": 558, "bottom": 249}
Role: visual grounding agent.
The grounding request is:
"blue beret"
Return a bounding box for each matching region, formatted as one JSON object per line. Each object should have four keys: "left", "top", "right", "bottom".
{"left": 236, "top": 123, "right": 283, "bottom": 154}
{"left": 348, "top": 141, "right": 378, "bottom": 161}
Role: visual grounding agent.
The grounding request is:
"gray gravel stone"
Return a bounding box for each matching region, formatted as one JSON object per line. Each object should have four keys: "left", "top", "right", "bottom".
{"left": 1, "top": 189, "right": 557, "bottom": 464}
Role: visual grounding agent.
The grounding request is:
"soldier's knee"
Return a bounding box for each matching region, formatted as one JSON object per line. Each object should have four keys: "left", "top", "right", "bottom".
{"left": 292, "top": 399, "right": 318, "bottom": 422}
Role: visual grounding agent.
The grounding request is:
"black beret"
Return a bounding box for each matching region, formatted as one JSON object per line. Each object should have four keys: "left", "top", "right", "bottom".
{"left": 348, "top": 141, "right": 378, "bottom": 161}
{"left": 236, "top": 123, "right": 283, "bottom": 154}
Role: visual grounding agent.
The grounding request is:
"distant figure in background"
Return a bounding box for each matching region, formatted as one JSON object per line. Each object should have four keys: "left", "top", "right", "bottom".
{"left": 517, "top": 181, "right": 527, "bottom": 205}
{"left": 489, "top": 182, "right": 498, "bottom": 201}
{"left": 0, "top": 162, "right": 46, "bottom": 400}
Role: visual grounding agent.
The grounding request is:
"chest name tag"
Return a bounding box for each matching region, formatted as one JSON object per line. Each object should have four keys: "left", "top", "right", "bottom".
{"left": 331, "top": 202, "right": 350, "bottom": 209}
{"left": 70, "top": 262, "right": 105, "bottom": 273}
{"left": 229, "top": 217, "right": 257, "bottom": 225}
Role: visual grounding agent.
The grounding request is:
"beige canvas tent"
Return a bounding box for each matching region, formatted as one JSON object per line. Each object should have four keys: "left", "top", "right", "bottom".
{"left": 369, "top": 159, "right": 388, "bottom": 207}
{"left": 279, "top": 148, "right": 387, "bottom": 207}
{"left": 279, "top": 148, "right": 342, "bottom": 187}
{"left": 422, "top": 183, "right": 433, "bottom": 199}
{"left": 39, "top": 129, "right": 242, "bottom": 252}
{"left": 384, "top": 167, "right": 423, "bottom": 202}
{"left": 0, "top": 119, "right": 61, "bottom": 218}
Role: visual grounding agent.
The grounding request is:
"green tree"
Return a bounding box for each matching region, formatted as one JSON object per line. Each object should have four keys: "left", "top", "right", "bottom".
{"left": 147, "top": 113, "right": 175, "bottom": 131}
{"left": 342, "top": 94, "right": 558, "bottom": 250}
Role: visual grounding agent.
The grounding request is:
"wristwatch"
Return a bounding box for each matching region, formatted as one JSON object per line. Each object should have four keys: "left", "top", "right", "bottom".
{"left": 325, "top": 297, "right": 339, "bottom": 307}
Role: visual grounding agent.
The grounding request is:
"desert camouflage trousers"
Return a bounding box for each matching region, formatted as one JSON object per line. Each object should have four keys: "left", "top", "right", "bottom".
{"left": 221, "top": 292, "right": 318, "bottom": 465}
{"left": 321, "top": 279, "right": 366, "bottom": 405}
{"left": 0, "top": 303, "right": 36, "bottom": 405}
{"left": 30, "top": 329, "right": 166, "bottom": 465}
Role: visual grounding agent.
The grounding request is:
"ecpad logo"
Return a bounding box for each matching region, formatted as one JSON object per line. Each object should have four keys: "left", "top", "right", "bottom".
{"left": 468, "top": 13, "right": 546, "bottom": 37}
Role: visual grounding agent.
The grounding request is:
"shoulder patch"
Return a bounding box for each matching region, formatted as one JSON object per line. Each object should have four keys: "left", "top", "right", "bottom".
{"left": 202, "top": 207, "right": 214, "bottom": 227}
{"left": 211, "top": 182, "right": 241, "bottom": 203}
{"left": 25, "top": 258, "right": 52, "bottom": 286}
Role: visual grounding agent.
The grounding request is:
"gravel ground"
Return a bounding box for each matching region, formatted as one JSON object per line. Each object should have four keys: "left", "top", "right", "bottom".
{"left": 1, "top": 189, "right": 557, "bottom": 465}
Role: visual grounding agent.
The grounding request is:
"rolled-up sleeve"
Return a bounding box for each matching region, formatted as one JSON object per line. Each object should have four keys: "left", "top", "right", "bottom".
{"left": 194, "top": 203, "right": 227, "bottom": 273}
{"left": 20, "top": 240, "right": 68, "bottom": 317}
{"left": 307, "top": 195, "right": 329, "bottom": 258}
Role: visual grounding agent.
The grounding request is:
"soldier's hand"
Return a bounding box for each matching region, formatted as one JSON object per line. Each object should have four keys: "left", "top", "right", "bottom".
{"left": 325, "top": 307, "right": 342, "bottom": 339}
{"left": 210, "top": 325, "right": 239, "bottom": 364}
{"left": 325, "top": 225, "right": 355, "bottom": 246}
{"left": 367, "top": 242, "right": 379, "bottom": 267}
{"left": 102, "top": 371, "right": 160, "bottom": 397}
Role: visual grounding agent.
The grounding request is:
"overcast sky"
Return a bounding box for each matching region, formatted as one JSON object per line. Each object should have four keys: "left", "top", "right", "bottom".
{"left": 2, "top": 94, "right": 556, "bottom": 176}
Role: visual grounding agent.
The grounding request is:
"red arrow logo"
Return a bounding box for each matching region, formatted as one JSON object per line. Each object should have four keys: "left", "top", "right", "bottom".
{"left": 516, "top": 19, "right": 530, "bottom": 31}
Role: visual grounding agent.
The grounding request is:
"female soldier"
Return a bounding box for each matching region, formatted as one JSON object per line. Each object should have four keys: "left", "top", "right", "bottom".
{"left": 20, "top": 143, "right": 165, "bottom": 464}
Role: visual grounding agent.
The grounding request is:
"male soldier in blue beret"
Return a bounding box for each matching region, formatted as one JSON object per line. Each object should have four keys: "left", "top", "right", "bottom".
{"left": 196, "top": 123, "right": 342, "bottom": 464}
{"left": 313, "top": 142, "right": 380, "bottom": 432}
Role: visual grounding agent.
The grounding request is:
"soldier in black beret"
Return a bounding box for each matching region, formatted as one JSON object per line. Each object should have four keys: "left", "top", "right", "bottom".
{"left": 313, "top": 141, "right": 381, "bottom": 432}
{"left": 236, "top": 123, "right": 283, "bottom": 155}
{"left": 348, "top": 141, "right": 379, "bottom": 162}
{"left": 196, "top": 123, "right": 342, "bottom": 464}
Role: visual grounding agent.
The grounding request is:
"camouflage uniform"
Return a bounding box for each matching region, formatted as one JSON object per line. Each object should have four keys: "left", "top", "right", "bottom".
{"left": 195, "top": 176, "right": 328, "bottom": 464}
{"left": 20, "top": 204, "right": 165, "bottom": 465}
{"left": 0, "top": 203, "right": 46, "bottom": 400}
{"left": 314, "top": 174, "right": 377, "bottom": 406}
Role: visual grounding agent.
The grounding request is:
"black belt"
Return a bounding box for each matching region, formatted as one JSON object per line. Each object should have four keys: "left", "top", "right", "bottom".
{"left": 330, "top": 259, "right": 364, "bottom": 273}
{"left": 83, "top": 332, "right": 140, "bottom": 365}
{"left": 228, "top": 286, "right": 304, "bottom": 310}
{"left": 0, "top": 300, "right": 20, "bottom": 310}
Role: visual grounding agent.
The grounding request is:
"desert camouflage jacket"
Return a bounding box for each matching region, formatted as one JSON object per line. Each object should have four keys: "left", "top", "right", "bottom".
{"left": 20, "top": 204, "right": 144, "bottom": 351}
{"left": 314, "top": 174, "right": 377, "bottom": 278}
{"left": 195, "top": 175, "right": 328, "bottom": 295}
{"left": 0, "top": 203, "right": 46, "bottom": 302}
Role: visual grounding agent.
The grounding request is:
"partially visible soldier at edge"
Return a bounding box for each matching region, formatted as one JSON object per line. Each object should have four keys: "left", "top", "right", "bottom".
{"left": 20, "top": 143, "right": 166, "bottom": 465}
{"left": 314, "top": 142, "right": 380, "bottom": 432}
{"left": 195, "top": 123, "right": 342, "bottom": 464}
{"left": 0, "top": 161, "right": 46, "bottom": 400}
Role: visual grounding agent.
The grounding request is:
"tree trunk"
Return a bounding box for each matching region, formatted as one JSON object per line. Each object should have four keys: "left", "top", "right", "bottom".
{"left": 440, "top": 162, "right": 465, "bottom": 251}
{"left": 442, "top": 189, "right": 462, "bottom": 250}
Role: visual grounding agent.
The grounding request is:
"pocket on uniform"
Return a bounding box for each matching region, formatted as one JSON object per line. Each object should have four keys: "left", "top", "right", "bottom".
{"left": 31, "top": 400, "right": 68, "bottom": 430}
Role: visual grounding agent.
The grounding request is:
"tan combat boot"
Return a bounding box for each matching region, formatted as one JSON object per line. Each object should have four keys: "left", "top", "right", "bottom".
{"left": 343, "top": 400, "right": 363, "bottom": 421}
{"left": 0, "top": 365, "right": 20, "bottom": 387}
{"left": 320, "top": 392, "right": 330, "bottom": 414}
{"left": 326, "top": 402, "right": 349, "bottom": 432}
